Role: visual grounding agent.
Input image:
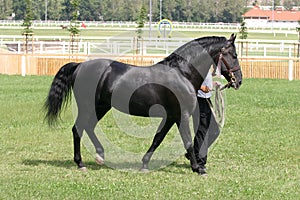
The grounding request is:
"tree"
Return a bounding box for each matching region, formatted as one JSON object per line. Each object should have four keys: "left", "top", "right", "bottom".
{"left": 68, "top": 0, "right": 80, "bottom": 36}
{"left": 12, "top": 0, "right": 26, "bottom": 20}
{"left": 0, "top": 0, "right": 13, "bottom": 19}
{"left": 222, "top": 0, "right": 244, "bottom": 23}
{"left": 162, "top": 0, "right": 174, "bottom": 20}
{"left": 22, "top": 0, "right": 34, "bottom": 34}
{"left": 61, "top": 0, "right": 72, "bottom": 20}
{"left": 283, "top": 0, "right": 296, "bottom": 10}
{"left": 239, "top": 19, "right": 248, "bottom": 57}
{"left": 78, "top": 0, "right": 102, "bottom": 21}
{"left": 48, "top": 0, "right": 63, "bottom": 20}
{"left": 136, "top": 5, "right": 147, "bottom": 39}
{"left": 21, "top": 0, "right": 34, "bottom": 54}
{"left": 239, "top": 19, "right": 248, "bottom": 39}
{"left": 2, "top": 0, "right": 289, "bottom": 23}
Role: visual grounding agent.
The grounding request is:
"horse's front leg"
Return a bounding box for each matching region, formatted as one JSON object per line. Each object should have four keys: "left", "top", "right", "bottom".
{"left": 141, "top": 118, "right": 175, "bottom": 171}
{"left": 176, "top": 116, "right": 200, "bottom": 174}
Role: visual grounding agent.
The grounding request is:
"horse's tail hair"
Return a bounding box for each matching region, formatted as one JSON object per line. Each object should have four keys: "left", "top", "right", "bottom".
{"left": 44, "top": 62, "right": 80, "bottom": 125}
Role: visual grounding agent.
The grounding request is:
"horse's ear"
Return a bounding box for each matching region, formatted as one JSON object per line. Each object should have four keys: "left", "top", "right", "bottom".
{"left": 229, "top": 33, "right": 236, "bottom": 43}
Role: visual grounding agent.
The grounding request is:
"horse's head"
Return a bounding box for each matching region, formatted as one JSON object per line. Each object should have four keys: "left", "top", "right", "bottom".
{"left": 217, "top": 34, "right": 242, "bottom": 90}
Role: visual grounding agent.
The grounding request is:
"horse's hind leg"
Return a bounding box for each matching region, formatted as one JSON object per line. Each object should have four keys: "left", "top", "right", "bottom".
{"left": 72, "top": 124, "right": 85, "bottom": 170}
{"left": 85, "top": 105, "right": 111, "bottom": 165}
{"left": 141, "top": 118, "right": 175, "bottom": 171}
{"left": 73, "top": 105, "right": 110, "bottom": 169}
{"left": 85, "top": 123, "right": 105, "bottom": 165}
{"left": 72, "top": 116, "right": 106, "bottom": 170}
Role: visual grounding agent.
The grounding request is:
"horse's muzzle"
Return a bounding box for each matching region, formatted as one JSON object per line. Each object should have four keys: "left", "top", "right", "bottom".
{"left": 232, "top": 77, "right": 242, "bottom": 90}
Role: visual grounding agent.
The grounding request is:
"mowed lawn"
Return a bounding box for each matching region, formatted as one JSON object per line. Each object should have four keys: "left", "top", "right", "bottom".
{"left": 0, "top": 75, "right": 299, "bottom": 199}
{"left": 0, "top": 27, "right": 298, "bottom": 41}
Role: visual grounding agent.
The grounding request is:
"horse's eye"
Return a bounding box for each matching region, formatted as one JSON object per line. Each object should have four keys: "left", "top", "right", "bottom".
{"left": 232, "top": 52, "right": 238, "bottom": 59}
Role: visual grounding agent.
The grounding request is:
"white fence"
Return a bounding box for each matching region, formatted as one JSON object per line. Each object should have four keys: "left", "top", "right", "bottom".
{"left": 1, "top": 39, "right": 300, "bottom": 80}
{"left": 1, "top": 36, "right": 299, "bottom": 58}
{"left": 0, "top": 20, "right": 299, "bottom": 33}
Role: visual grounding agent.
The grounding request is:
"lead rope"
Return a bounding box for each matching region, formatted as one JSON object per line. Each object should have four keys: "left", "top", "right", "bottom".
{"left": 206, "top": 81, "right": 225, "bottom": 128}
{"left": 206, "top": 59, "right": 226, "bottom": 128}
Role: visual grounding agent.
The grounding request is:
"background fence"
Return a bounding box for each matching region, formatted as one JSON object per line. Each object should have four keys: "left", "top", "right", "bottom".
{"left": 1, "top": 36, "right": 299, "bottom": 56}
{"left": 1, "top": 53, "right": 299, "bottom": 80}
{"left": 0, "top": 37, "right": 299, "bottom": 80}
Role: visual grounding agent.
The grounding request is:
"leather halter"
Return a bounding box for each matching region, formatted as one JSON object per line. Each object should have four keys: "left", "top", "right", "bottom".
{"left": 216, "top": 53, "right": 240, "bottom": 90}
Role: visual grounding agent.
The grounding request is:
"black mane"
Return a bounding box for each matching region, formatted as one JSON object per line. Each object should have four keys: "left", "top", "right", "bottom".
{"left": 159, "top": 36, "right": 227, "bottom": 68}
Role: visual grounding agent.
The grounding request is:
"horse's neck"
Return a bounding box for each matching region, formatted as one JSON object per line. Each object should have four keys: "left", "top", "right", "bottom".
{"left": 158, "top": 39, "right": 224, "bottom": 91}
{"left": 177, "top": 43, "right": 222, "bottom": 91}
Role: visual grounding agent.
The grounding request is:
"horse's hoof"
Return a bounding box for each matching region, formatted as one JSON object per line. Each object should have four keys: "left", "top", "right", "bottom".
{"left": 199, "top": 173, "right": 208, "bottom": 178}
{"left": 78, "top": 166, "right": 87, "bottom": 172}
{"left": 95, "top": 154, "right": 104, "bottom": 165}
{"left": 140, "top": 168, "right": 150, "bottom": 173}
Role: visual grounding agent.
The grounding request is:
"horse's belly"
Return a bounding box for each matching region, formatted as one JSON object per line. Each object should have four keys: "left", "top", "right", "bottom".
{"left": 110, "top": 76, "right": 188, "bottom": 119}
{"left": 112, "top": 100, "right": 169, "bottom": 118}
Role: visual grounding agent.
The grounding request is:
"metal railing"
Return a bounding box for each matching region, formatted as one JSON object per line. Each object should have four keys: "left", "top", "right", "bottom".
{"left": 1, "top": 36, "right": 299, "bottom": 57}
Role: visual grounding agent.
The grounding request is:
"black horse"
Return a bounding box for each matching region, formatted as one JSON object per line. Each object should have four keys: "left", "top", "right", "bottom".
{"left": 44, "top": 34, "right": 242, "bottom": 174}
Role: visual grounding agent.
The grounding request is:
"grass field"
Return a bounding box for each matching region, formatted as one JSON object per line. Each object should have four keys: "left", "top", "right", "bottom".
{"left": 0, "top": 27, "right": 298, "bottom": 41}
{"left": 0, "top": 75, "right": 299, "bottom": 199}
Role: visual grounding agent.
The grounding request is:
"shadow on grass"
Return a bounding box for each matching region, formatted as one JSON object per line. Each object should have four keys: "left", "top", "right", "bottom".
{"left": 22, "top": 158, "right": 191, "bottom": 173}
{"left": 22, "top": 159, "right": 112, "bottom": 170}
{"left": 158, "top": 161, "right": 191, "bottom": 174}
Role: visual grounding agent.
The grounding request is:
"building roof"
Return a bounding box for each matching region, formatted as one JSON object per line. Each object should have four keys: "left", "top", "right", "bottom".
{"left": 243, "top": 6, "right": 300, "bottom": 21}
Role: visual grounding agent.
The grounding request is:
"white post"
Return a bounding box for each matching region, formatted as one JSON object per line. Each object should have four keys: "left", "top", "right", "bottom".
{"left": 21, "top": 55, "right": 26, "bottom": 76}
{"left": 288, "top": 47, "right": 293, "bottom": 81}
{"left": 62, "top": 41, "right": 65, "bottom": 54}
{"left": 18, "top": 41, "right": 21, "bottom": 53}
{"left": 87, "top": 42, "right": 90, "bottom": 55}
{"left": 40, "top": 41, "right": 43, "bottom": 53}
{"left": 288, "top": 60, "right": 293, "bottom": 81}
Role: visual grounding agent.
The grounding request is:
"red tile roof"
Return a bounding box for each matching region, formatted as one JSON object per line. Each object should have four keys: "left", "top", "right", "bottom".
{"left": 243, "top": 6, "right": 300, "bottom": 21}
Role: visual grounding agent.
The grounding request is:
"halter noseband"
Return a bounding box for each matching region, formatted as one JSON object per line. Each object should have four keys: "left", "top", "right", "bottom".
{"left": 216, "top": 53, "right": 240, "bottom": 90}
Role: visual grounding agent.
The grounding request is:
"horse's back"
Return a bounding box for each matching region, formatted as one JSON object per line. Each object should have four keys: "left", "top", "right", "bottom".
{"left": 107, "top": 63, "right": 197, "bottom": 118}
{"left": 72, "top": 58, "right": 197, "bottom": 120}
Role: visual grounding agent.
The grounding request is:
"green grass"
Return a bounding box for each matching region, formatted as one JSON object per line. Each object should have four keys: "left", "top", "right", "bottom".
{"left": 0, "top": 27, "right": 298, "bottom": 41}
{"left": 0, "top": 75, "right": 299, "bottom": 199}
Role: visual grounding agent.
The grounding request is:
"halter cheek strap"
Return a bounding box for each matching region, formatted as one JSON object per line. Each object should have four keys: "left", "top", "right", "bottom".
{"left": 216, "top": 53, "right": 240, "bottom": 90}
{"left": 217, "top": 54, "right": 240, "bottom": 73}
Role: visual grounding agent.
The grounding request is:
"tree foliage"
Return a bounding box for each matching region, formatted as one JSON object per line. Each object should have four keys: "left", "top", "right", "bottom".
{"left": 1, "top": 0, "right": 299, "bottom": 22}
{"left": 68, "top": 0, "right": 80, "bottom": 36}
{"left": 136, "top": 5, "right": 147, "bottom": 39}
{"left": 239, "top": 20, "right": 248, "bottom": 39}
{"left": 21, "top": 0, "right": 33, "bottom": 34}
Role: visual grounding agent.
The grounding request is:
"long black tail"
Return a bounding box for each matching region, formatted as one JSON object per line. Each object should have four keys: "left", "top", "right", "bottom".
{"left": 44, "top": 62, "right": 80, "bottom": 125}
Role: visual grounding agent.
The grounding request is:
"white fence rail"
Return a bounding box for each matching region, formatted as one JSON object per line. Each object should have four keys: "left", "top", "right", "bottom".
{"left": 1, "top": 36, "right": 299, "bottom": 58}
{"left": 0, "top": 20, "right": 296, "bottom": 31}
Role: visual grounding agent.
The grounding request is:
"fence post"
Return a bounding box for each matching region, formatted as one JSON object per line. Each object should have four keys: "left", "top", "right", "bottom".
{"left": 87, "top": 42, "right": 90, "bottom": 55}
{"left": 62, "top": 41, "right": 65, "bottom": 54}
{"left": 21, "top": 55, "right": 26, "bottom": 76}
{"left": 288, "top": 59, "right": 293, "bottom": 81}
{"left": 18, "top": 41, "right": 21, "bottom": 53}
{"left": 288, "top": 47, "right": 293, "bottom": 81}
